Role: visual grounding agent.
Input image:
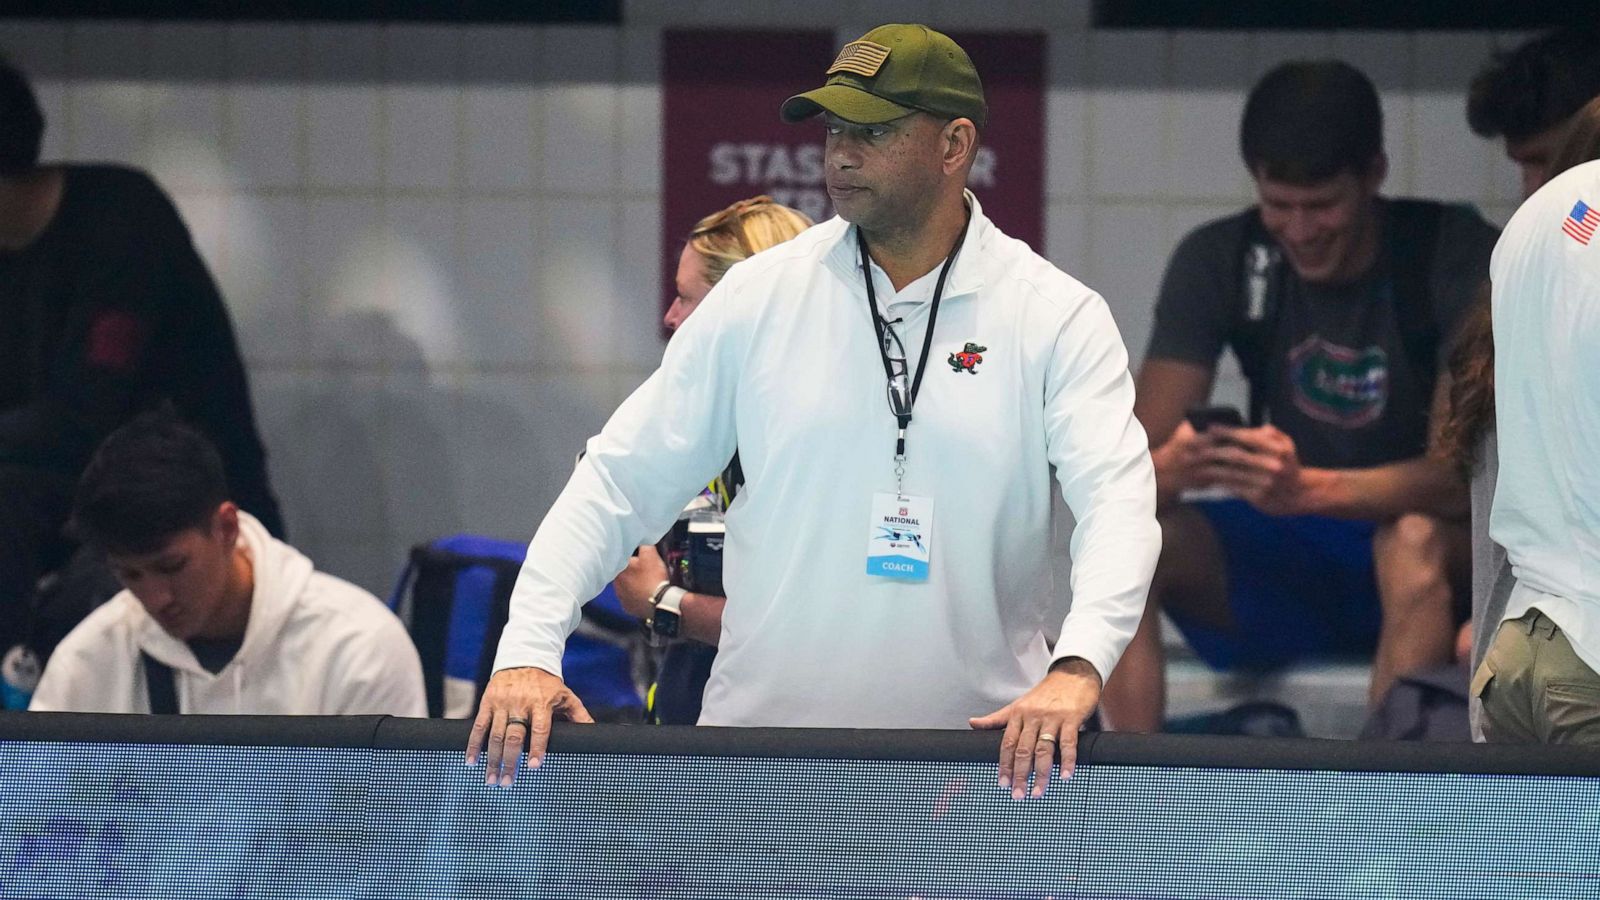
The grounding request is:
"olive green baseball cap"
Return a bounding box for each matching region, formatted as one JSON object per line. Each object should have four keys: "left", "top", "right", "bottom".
{"left": 780, "top": 24, "right": 987, "bottom": 128}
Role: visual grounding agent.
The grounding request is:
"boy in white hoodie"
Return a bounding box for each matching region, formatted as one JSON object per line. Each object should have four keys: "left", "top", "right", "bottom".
{"left": 30, "top": 411, "right": 425, "bottom": 716}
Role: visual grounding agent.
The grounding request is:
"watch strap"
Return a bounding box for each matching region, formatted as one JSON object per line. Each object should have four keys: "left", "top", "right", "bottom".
{"left": 655, "top": 586, "right": 687, "bottom": 616}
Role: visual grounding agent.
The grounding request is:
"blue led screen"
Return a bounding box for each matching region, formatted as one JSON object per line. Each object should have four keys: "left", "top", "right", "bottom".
{"left": 2, "top": 738, "right": 1597, "bottom": 898}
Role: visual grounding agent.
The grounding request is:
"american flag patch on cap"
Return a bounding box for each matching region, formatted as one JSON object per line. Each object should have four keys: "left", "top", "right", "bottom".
{"left": 1564, "top": 200, "right": 1599, "bottom": 246}
{"left": 828, "top": 40, "right": 891, "bottom": 78}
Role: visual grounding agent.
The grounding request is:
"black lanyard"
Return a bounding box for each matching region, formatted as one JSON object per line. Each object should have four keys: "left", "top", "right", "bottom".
{"left": 859, "top": 211, "right": 969, "bottom": 473}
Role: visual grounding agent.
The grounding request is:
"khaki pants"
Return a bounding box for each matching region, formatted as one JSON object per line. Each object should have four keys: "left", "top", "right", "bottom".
{"left": 1472, "top": 608, "right": 1600, "bottom": 744}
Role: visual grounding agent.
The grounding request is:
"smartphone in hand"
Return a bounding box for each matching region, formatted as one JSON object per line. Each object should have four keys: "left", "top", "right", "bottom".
{"left": 1185, "top": 405, "right": 1244, "bottom": 433}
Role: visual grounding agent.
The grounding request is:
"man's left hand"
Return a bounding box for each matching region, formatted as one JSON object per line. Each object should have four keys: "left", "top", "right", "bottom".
{"left": 1197, "top": 424, "right": 1309, "bottom": 516}
{"left": 614, "top": 544, "right": 670, "bottom": 620}
{"left": 969, "top": 658, "right": 1102, "bottom": 799}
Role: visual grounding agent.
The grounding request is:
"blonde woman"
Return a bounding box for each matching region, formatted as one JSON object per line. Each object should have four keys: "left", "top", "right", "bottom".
{"left": 617, "top": 196, "right": 811, "bottom": 723}
{"left": 662, "top": 196, "right": 814, "bottom": 332}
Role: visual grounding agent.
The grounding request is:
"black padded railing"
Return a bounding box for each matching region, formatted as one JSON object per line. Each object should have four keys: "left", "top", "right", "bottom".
{"left": 5, "top": 711, "right": 1598, "bottom": 777}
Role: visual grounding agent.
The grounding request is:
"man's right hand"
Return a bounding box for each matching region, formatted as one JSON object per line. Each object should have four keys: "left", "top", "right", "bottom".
{"left": 1150, "top": 421, "right": 1221, "bottom": 508}
{"left": 466, "top": 666, "right": 594, "bottom": 787}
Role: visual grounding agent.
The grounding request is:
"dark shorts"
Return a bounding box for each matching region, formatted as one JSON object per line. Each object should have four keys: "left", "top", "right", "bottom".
{"left": 1164, "top": 499, "right": 1382, "bottom": 671}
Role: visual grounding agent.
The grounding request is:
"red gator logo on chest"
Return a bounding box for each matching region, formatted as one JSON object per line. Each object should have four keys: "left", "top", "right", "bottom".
{"left": 85, "top": 309, "right": 147, "bottom": 373}
{"left": 947, "top": 342, "right": 986, "bottom": 374}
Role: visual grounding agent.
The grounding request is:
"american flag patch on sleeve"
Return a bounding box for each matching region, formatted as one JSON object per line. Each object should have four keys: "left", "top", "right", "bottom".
{"left": 1563, "top": 200, "right": 1599, "bottom": 246}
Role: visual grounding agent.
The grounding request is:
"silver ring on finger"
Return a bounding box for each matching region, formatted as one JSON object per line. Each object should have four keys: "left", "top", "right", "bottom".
{"left": 506, "top": 716, "right": 531, "bottom": 729}
{"left": 1038, "top": 732, "right": 1057, "bottom": 743}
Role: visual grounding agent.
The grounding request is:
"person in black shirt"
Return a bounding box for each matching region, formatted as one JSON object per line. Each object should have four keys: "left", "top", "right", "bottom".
{"left": 0, "top": 57, "right": 282, "bottom": 674}
{"left": 1101, "top": 62, "right": 1499, "bottom": 732}
{"left": 1467, "top": 27, "right": 1600, "bottom": 201}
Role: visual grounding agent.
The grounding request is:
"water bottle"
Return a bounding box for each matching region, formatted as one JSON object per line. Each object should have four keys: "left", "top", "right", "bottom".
{"left": 2, "top": 643, "right": 41, "bottom": 710}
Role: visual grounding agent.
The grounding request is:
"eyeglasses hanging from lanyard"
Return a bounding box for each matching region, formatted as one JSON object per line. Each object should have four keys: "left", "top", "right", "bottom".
{"left": 881, "top": 323, "right": 912, "bottom": 418}
{"left": 859, "top": 207, "right": 970, "bottom": 492}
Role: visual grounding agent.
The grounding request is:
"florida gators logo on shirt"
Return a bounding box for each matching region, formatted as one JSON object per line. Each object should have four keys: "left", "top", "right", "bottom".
{"left": 948, "top": 342, "right": 986, "bottom": 374}
{"left": 1288, "top": 335, "right": 1388, "bottom": 428}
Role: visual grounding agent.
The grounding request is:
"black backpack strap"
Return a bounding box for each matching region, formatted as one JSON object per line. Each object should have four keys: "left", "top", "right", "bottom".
{"left": 1384, "top": 200, "right": 1445, "bottom": 409}
{"left": 404, "top": 545, "right": 525, "bottom": 719}
{"left": 142, "top": 652, "right": 178, "bottom": 714}
{"left": 406, "top": 545, "right": 462, "bottom": 718}
{"left": 1232, "top": 209, "right": 1286, "bottom": 426}
{"left": 473, "top": 560, "right": 533, "bottom": 705}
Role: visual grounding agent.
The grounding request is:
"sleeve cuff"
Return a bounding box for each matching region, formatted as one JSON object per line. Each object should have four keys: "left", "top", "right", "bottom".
{"left": 490, "top": 650, "right": 565, "bottom": 683}
{"left": 1048, "top": 636, "right": 1118, "bottom": 689}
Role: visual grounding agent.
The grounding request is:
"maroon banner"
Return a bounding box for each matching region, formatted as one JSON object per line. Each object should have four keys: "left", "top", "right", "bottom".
{"left": 949, "top": 31, "right": 1046, "bottom": 254}
{"left": 662, "top": 29, "right": 835, "bottom": 322}
{"left": 661, "top": 29, "right": 1046, "bottom": 323}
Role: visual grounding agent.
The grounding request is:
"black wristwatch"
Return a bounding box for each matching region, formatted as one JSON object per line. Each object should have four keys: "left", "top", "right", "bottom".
{"left": 648, "top": 581, "right": 685, "bottom": 639}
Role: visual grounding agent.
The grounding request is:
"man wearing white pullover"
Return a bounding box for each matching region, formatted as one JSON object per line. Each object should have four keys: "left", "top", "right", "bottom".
{"left": 30, "top": 411, "right": 424, "bottom": 716}
{"left": 470, "top": 24, "right": 1161, "bottom": 797}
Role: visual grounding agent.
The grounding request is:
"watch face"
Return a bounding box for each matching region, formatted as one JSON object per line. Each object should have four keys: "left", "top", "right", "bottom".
{"left": 652, "top": 608, "right": 681, "bottom": 638}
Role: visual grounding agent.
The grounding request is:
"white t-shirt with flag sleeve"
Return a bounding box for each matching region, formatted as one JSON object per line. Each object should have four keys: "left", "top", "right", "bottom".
{"left": 1490, "top": 159, "right": 1600, "bottom": 674}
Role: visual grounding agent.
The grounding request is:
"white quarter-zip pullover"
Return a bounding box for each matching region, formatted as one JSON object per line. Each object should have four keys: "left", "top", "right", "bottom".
{"left": 496, "top": 194, "right": 1160, "bottom": 727}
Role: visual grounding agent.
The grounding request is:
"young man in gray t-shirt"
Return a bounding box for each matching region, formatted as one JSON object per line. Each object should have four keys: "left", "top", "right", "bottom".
{"left": 1101, "top": 61, "right": 1499, "bottom": 732}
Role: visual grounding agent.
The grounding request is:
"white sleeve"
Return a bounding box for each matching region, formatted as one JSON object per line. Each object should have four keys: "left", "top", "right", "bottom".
{"left": 1042, "top": 292, "right": 1161, "bottom": 684}
{"left": 492, "top": 274, "right": 745, "bottom": 678}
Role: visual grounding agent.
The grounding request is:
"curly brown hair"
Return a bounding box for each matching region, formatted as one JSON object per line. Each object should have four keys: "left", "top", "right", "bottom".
{"left": 1435, "top": 287, "right": 1493, "bottom": 476}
